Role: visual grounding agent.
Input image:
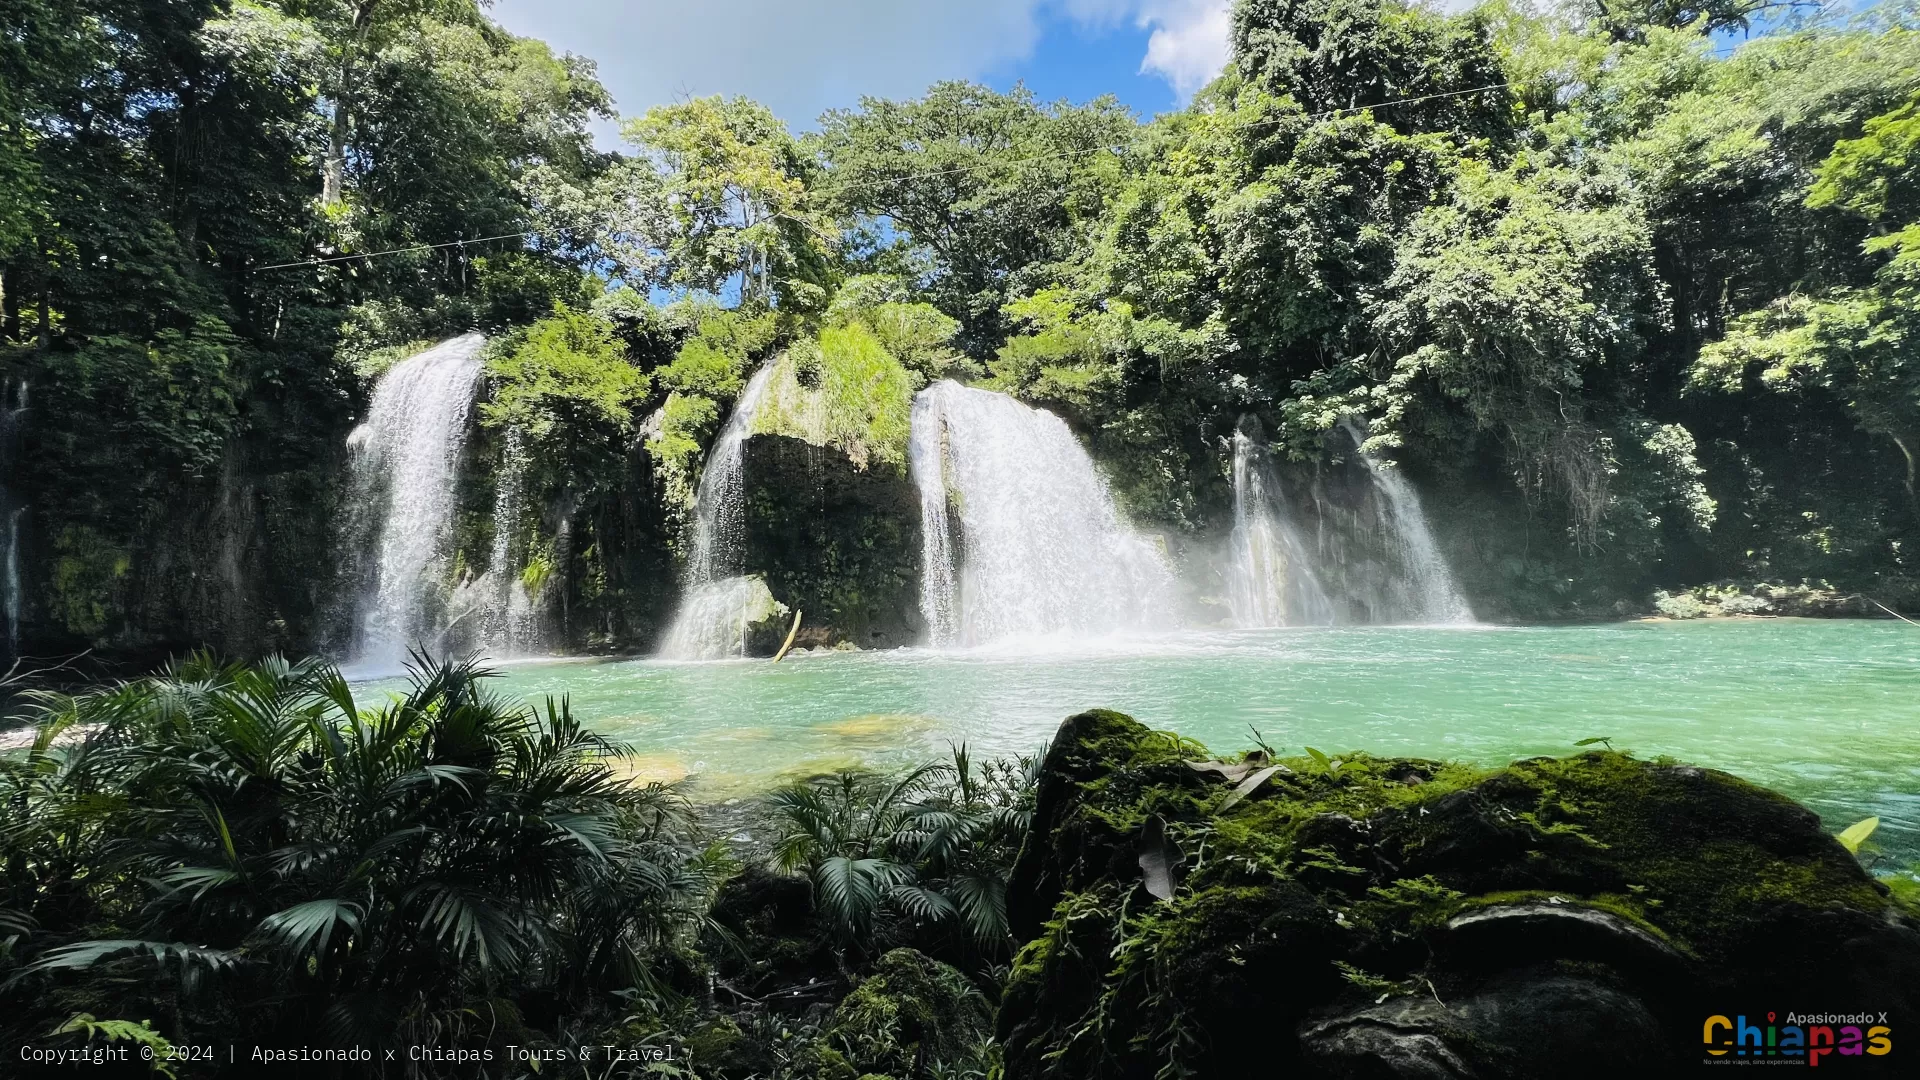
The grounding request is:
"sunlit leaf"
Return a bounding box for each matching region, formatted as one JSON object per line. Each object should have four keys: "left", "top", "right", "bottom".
{"left": 1836, "top": 816, "right": 1880, "bottom": 854}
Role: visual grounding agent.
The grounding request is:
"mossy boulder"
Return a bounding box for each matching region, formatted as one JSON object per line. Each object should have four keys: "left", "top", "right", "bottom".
{"left": 742, "top": 434, "right": 922, "bottom": 649}
{"left": 704, "top": 865, "right": 840, "bottom": 1000}
{"left": 1000, "top": 711, "right": 1920, "bottom": 1078}
{"left": 824, "top": 948, "right": 991, "bottom": 1077}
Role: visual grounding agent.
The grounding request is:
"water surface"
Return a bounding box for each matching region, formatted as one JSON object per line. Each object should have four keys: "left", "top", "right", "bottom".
{"left": 374, "top": 620, "right": 1920, "bottom": 865}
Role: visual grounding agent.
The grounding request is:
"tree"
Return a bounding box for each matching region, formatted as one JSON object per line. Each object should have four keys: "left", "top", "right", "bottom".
{"left": 625, "top": 96, "right": 832, "bottom": 311}
{"left": 815, "top": 82, "right": 1136, "bottom": 355}
{"left": 307, "top": 0, "right": 485, "bottom": 205}
{"left": 1373, "top": 159, "right": 1659, "bottom": 544}
{"left": 1231, "top": 0, "right": 1514, "bottom": 143}
{"left": 1693, "top": 93, "right": 1920, "bottom": 516}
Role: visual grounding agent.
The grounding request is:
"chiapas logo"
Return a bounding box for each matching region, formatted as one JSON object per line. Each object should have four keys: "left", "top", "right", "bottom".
{"left": 1704, "top": 1013, "right": 1892, "bottom": 1064}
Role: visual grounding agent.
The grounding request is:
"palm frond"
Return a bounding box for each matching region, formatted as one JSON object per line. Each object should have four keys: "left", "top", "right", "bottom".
{"left": 16, "top": 939, "right": 245, "bottom": 983}
{"left": 254, "top": 898, "right": 365, "bottom": 961}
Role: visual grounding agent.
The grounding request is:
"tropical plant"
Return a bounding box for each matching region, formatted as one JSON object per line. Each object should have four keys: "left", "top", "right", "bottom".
{"left": 770, "top": 745, "right": 1039, "bottom": 961}
{"left": 0, "top": 653, "right": 715, "bottom": 1055}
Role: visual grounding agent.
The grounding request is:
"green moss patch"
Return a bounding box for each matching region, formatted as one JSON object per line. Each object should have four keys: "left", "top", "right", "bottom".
{"left": 999, "top": 711, "right": 1918, "bottom": 1079}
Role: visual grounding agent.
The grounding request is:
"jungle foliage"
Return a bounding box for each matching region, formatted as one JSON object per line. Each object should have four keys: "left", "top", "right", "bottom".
{"left": 0, "top": 654, "right": 720, "bottom": 1066}
{"left": 3, "top": 0, "right": 1918, "bottom": 650}
{"left": 0, "top": 654, "right": 1031, "bottom": 1077}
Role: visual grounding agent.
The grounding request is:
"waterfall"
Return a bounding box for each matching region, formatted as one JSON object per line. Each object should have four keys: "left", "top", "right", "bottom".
{"left": 1228, "top": 419, "right": 1333, "bottom": 627}
{"left": 477, "top": 426, "right": 543, "bottom": 656}
{"left": 911, "top": 395, "right": 959, "bottom": 641}
{"left": 660, "top": 575, "right": 786, "bottom": 660}
{"left": 345, "top": 335, "right": 486, "bottom": 665}
{"left": 0, "top": 379, "right": 27, "bottom": 656}
{"left": 1338, "top": 419, "right": 1474, "bottom": 624}
{"left": 659, "top": 363, "right": 779, "bottom": 659}
{"left": 909, "top": 381, "right": 1177, "bottom": 646}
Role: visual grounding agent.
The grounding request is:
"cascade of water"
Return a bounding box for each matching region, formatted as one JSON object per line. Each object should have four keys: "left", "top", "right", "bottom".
{"left": 660, "top": 575, "right": 786, "bottom": 660}
{"left": 1338, "top": 419, "right": 1474, "bottom": 624}
{"left": 478, "top": 426, "right": 543, "bottom": 655}
{"left": 659, "top": 363, "right": 779, "bottom": 659}
{"left": 0, "top": 379, "right": 27, "bottom": 656}
{"left": 345, "top": 335, "right": 486, "bottom": 665}
{"left": 909, "top": 381, "right": 1177, "bottom": 646}
{"left": 1228, "top": 419, "right": 1333, "bottom": 627}
{"left": 910, "top": 394, "right": 960, "bottom": 641}
{"left": 3, "top": 507, "right": 19, "bottom": 655}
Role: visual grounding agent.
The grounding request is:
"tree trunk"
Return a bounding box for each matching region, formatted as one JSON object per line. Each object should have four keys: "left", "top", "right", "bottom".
{"left": 323, "top": 2, "right": 378, "bottom": 205}
{"left": 1892, "top": 433, "right": 1919, "bottom": 526}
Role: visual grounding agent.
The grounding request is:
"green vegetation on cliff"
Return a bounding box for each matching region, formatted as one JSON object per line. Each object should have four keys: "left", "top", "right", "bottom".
{"left": 3, "top": 1, "right": 1918, "bottom": 656}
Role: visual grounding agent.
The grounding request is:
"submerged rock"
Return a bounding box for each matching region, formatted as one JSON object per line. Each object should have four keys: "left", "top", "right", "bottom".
{"left": 1000, "top": 711, "right": 1920, "bottom": 1078}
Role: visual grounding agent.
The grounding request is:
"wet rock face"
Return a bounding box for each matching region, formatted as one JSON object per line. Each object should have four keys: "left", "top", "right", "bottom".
{"left": 741, "top": 434, "right": 923, "bottom": 650}
{"left": 999, "top": 712, "right": 1920, "bottom": 1079}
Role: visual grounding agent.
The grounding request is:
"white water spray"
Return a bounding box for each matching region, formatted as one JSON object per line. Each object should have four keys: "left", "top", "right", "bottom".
{"left": 910, "top": 381, "right": 1177, "bottom": 646}
{"left": 3, "top": 507, "right": 20, "bottom": 654}
{"left": 476, "top": 425, "right": 543, "bottom": 655}
{"left": 1228, "top": 420, "right": 1333, "bottom": 627}
{"left": 1338, "top": 419, "right": 1474, "bottom": 624}
{"left": 660, "top": 575, "right": 787, "bottom": 661}
{"left": 660, "top": 364, "right": 779, "bottom": 659}
{"left": 345, "top": 335, "right": 485, "bottom": 665}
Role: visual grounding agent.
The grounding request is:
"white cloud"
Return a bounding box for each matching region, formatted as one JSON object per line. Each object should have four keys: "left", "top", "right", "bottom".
{"left": 489, "top": 0, "right": 1236, "bottom": 132}
{"left": 1061, "top": 0, "right": 1233, "bottom": 97}
{"left": 1133, "top": 1, "right": 1234, "bottom": 97}
{"left": 492, "top": 0, "right": 1046, "bottom": 131}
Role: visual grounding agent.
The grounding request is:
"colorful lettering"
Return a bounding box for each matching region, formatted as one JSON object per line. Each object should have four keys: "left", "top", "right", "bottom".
{"left": 1704, "top": 1015, "right": 1732, "bottom": 1056}
{"left": 1810, "top": 1025, "right": 1834, "bottom": 1066}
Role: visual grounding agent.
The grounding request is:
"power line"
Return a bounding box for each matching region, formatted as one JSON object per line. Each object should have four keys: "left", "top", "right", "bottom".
{"left": 255, "top": 231, "right": 531, "bottom": 271}
{"left": 254, "top": 82, "right": 1514, "bottom": 273}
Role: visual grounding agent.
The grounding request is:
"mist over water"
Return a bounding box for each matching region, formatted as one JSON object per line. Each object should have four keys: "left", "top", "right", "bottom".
{"left": 1227, "top": 419, "right": 1334, "bottom": 628}
{"left": 1335, "top": 419, "right": 1475, "bottom": 624}
{"left": 910, "top": 381, "right": 1177, "bottom": 647}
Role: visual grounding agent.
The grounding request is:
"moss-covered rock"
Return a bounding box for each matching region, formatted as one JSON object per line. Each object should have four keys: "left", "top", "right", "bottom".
{"left": 1000, "top": 711, "right": 1920, "bottom": 1078}
{"left": 742, "top": 434, "right": 922, "bottom": 649}
{"left": 704, "top": 864, "right": 840, "bottom": 999}
{"left": 824, "top": 948, "right": 991, "bottom": 1078}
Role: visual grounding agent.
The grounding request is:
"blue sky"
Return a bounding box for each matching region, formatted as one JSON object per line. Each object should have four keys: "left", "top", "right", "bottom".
{"left": 489, "top": 1, "right": 1234, "bottom": 139}
{"left": 488, "top": 0, "right": 1853, "bottom": 145}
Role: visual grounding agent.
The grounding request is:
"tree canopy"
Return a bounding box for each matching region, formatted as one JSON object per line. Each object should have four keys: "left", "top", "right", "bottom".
{"left": 2, "top": 0, "right": 1916, "bottom": 646}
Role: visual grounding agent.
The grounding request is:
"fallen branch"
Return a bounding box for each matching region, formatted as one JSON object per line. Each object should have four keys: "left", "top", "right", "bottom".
{"left": 0, "top": 649, "right": 97, "bottom": 689}
{"left": 1865, "top": 597, "right": 1919, "bottom": 627}
{"left": 771, "top": 609, "right": 803, "bottom": 662}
